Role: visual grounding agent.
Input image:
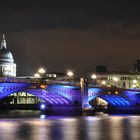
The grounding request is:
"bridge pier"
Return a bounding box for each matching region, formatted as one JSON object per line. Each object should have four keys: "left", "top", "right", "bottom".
{"left": 80, "top": 78, "right": 90, "bottom": 110}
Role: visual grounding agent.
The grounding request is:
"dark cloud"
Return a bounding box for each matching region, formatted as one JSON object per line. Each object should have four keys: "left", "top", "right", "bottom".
{"left": 0, "top": 0, "right": 140, "bottom": 75}
{"left": 0, "top": 0, "right": 140, "bottom": 32}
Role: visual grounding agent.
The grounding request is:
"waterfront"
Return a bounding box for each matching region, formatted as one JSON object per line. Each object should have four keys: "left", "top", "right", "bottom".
{"left": 0, "top": 111, "right": 140, "bottom": 140}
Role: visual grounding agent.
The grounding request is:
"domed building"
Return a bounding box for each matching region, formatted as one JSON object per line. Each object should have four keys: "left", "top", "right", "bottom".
{"left": 0, "top": 34, "right": 16, "bottom": 77}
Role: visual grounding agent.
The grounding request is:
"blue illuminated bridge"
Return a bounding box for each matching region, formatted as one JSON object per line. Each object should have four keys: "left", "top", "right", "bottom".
{"left": 0, "top": 77, "right": 140, "bottom": 111}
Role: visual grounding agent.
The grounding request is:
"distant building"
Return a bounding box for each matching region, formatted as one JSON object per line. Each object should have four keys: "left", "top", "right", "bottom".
{"left": 46, "top": 72, "right": 65, "bottom": 79}
{"left": 94, "top": 72, "right": 140, "bottom": 89}
{"left": 134, "top": 60, "right": 140, "bottom": 72}
{"left": 96, "top": 65, "right": 107, "bottom": 73}
{"left": 55, "top": 69, "right": 140, "bottom": 89}
{"left": 0, "top": 34, "right": 16, "bottom": 77}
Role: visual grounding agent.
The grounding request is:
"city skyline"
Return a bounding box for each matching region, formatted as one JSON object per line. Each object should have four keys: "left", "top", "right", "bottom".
{"left": 0, "top": 0, "right": 140, "bottom": 75}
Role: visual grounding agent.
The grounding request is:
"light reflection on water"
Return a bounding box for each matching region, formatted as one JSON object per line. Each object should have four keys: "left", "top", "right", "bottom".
{"left": 0, "top": 115, "right": 140, "bottom": 140}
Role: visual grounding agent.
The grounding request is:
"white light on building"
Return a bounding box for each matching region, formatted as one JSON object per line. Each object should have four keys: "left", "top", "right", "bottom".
{"left": 34, "top": 73, "right": 40, "bottom": 78}
{"left": 67, "top": 70, "right": 74, "bottom": 77}
{"left": 113, "top": 77, "right": 119, "bottom": 82}
{"left": 91, "top": 74, "right": 97, "bottom": 79}
{"left": 132, "top": 79, "right": 137, "bottom": 84}
{"left": 101, "top": 80, "right": 106, "bottom": 85}
{"left": 38, "top": 67, "right": 46, "bottom": 74}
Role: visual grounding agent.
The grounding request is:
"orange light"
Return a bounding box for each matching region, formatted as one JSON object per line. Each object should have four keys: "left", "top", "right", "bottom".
{"left": 31, "top": 86, "right": 36, "bottom": 89}
{"left": 108, "top": 91, "right": 111, "bottom": 94}
{"left": 40, "top": 85, "right": 46, "bottom": 89}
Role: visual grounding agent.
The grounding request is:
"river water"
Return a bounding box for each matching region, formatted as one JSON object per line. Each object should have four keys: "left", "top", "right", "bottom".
{"left": 0, "top": 111, "right": 140, "bottom": 140}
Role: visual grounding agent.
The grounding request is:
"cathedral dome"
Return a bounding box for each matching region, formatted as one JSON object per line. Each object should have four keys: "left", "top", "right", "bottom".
{"left": 0, "top": 35, "right": 14, "bottom": 63}
{"left": 0, "top": 47, "right": 14, "bottom": 63}
{"left": 0, "top": 34, "right": 16, "bottom": 77}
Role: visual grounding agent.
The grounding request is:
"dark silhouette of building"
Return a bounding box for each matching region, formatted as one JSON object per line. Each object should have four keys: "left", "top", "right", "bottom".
{"left": 96, "top": 65, "right": 107, "bottom": 73}
{"left": 134, "top": 60, "right": 140, "bottom": 72}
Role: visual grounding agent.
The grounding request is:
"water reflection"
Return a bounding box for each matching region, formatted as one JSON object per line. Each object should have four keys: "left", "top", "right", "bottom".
{"left": 99, "top": 118, "right": 112, "bottom": 140}
{"left": 76, "top": 117, "right": 89, "bottom": 140}
{"left": 0, "top": 115, "right": 140, "bottom": 140}
{"left": 109, "top": 117, "right": 123, "bottom": 140}
{"left": 121, "top": 118, "right": 132, "bottom": 140}
{"left": 49, "top": 121, "right": 63, "bottom": 140}
{"left": 16, "top": 122, "right": 33, "bottom": 139}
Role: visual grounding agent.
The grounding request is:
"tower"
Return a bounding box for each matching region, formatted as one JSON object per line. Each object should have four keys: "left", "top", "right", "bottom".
{"left": 134, "top": 60, "right": 140, "bottom": 72}
{"left": 0, "top": 34, "right": 16, "bottom": 77}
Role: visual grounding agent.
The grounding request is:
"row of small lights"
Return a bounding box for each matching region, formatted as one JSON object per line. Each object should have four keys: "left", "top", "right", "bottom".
{"left": 91, "top": 74, "right": 119, "bottom": 86}
{"left": 34, "top": 68, "right": 138, "bottom": 87}
{"left": 34, "top": 67, "right": 120, "bottom": 80}
{"left": 92, "top": 74, "right": 138, "bottom": 87}
{"left": 34, "top": 68, "right": 74, "bottom": 78}
{"left": 34, "top": 68, "right": 97, "bottom": 79}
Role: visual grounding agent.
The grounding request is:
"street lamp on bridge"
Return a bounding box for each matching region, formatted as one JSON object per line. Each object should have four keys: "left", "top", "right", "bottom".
{"left": 132, "top": 79, "right": 138, "bottom": 89}
{"left": 34, "top": 67, "right": 46, "bottom": 77}
{"left": 101, "top": 80, "right": 106, "bottom": 85}
{"left": 34, "top": 73, "right": 40, "bottom": 78}
{"left": 91, "top": 74, "right": 97, "bottom": 79}
{"left": 67, "top": 70, "right": 74, "bottom": 77}
{"left": 113, "top": 76, "right": 119, "bottom": 87}
{"left": 34, "top": 67, "right": 47, "bottom": 83}
{"left": 38, "top": 67, "right": 46, "bottom": 74}
{"left": 91, "top": 73, "right": 97, "bottom": 86}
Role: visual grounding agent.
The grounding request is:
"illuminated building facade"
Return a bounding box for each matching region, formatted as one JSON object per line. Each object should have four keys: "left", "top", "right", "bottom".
{"left": 1, "top": 92, "right": 42, "bottom": 105}
{"left": 95, "top": 72, "right": 140, "bottom": 89}
{"left": 46, "top": 72, "right": 65, "bottom": 79}
{"left": 0, "top": 34, "right": 16, "bottom": 77}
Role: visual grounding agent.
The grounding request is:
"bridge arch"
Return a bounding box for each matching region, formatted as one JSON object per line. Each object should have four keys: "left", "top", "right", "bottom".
{"left": 0, "top": 82, "right": 74, "bottom": 106}
{"left": 27, "top": 90, "right": 73, "bottom": 105}
{"left": 0, "top": 89, "right": 73, "bottom": 106}
{"left": 88, "top": 88, "right": 132, "bottom": 108}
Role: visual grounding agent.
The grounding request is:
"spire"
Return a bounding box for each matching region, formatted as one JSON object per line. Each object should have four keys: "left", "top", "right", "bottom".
{"left": 3, "top": 34, "right": 5, "bottom": 39}
{"left": 1, "top": 34, "right": 7, "bottom": 49}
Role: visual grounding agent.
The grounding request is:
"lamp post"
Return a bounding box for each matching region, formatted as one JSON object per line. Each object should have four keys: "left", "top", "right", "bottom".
{"left": 101, "top": 80, "right": 106, "bottom": 86}
{"left": 66, "top": 70, "right": 74, "bottom": 85}
{"left": 132, "top": 79, "right": 137, "bottom": 89}
{"left": 132, "top": 79, "right": 137, "bottom": 84}
{"left": 38, "top": 67, "right": 46, "bottom": 74}
{"left": 67, "top": 70, "right": 74, "bottom": 77}
{"left": 91, "top": 74, "right": 97, "bottom": 86}
{"left": 113, "top": 76, "right": 119, "bottom": 87}
{"left": 39, "top": 67, "right": 46, "bottom": 83}
{"left": 91, "top": 74, "right": 97, "bottom": 79}
{"left": 34, "top": 67, "right": 46, "bottom": 83}
{"left": 34, "top": 73, "right": 40, "bottom": 78}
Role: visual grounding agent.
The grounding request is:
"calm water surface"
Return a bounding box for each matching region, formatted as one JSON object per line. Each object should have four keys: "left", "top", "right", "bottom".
{"left": 0, "top": 111, "right": 140, "bottom": 140}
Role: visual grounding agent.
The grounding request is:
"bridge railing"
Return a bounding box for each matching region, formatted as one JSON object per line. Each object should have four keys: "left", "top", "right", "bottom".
{"left": 0, "top": 77, "right": 41, "bottom": 84}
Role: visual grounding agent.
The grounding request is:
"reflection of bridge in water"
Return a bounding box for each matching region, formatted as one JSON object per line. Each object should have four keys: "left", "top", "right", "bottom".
{"left": 0, "top": 77, "right": 140, "bottom": 112}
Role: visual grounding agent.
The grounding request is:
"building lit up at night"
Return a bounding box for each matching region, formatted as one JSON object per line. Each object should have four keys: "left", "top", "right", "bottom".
{"left": 94, "top": 72, "right": 140, "bottom": 89}
{"left": 0, "top": 34, "right": 16, "bottom": 77}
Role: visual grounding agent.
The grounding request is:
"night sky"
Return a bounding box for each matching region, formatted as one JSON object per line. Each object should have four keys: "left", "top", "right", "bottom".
{"left": 0, "top": 0, "right": 140, "bottom": 75}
